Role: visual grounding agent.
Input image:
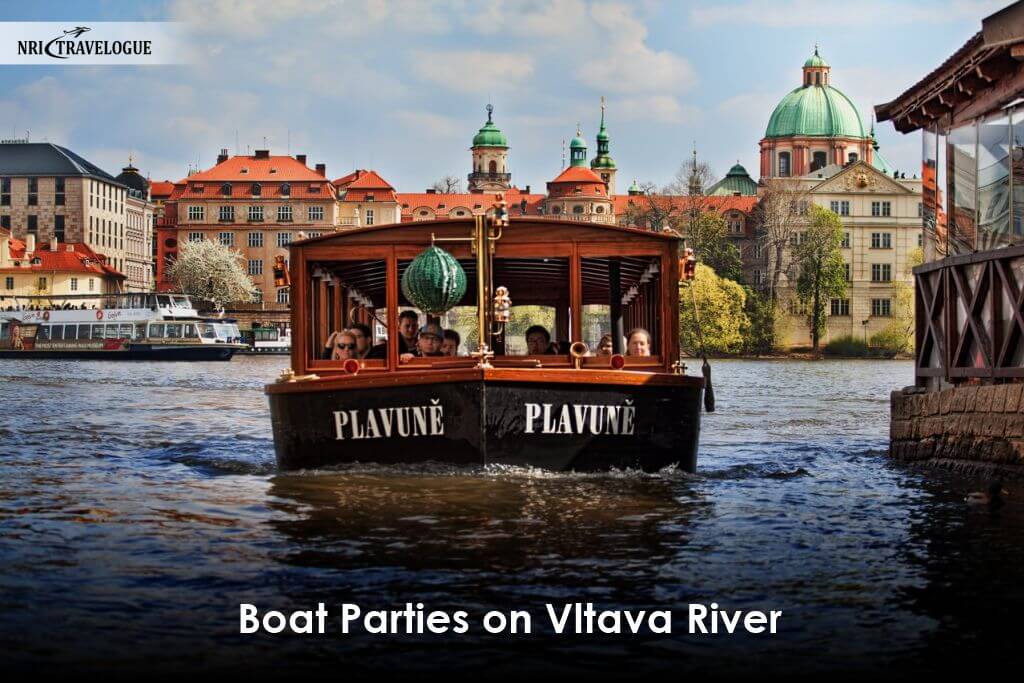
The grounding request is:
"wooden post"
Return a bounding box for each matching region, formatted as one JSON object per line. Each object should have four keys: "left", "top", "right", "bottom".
{"left": 609, "top": 258, "right": 623, "bottom": 354}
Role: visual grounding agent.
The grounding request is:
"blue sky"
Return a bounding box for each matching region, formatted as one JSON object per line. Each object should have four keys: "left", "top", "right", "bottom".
{"left": 0, "top": 0, "right": 1010, "bottom": 191}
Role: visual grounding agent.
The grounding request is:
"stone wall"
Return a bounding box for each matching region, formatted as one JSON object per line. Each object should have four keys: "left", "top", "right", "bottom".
{"left": 890, "top": 384, "right": 1024, "bottom": 478}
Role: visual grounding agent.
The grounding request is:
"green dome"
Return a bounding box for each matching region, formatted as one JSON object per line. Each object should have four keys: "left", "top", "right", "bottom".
{"left": 401, "top": 246, "right": 467, "bottom": 314}
{"left": 707, "top": 163, "right": 758, "bottom": 196}
{"left": 590, "top": 155, "right": 616, "bottom": 170}
{"left": 804, "top": 49, "right": 829, "bottom": 68}
{"left": 472, "top": 104, "right": 508, "bottom": 148}
{"left": 570, "top": 134, "right": 587, "bottom": 149}
{"left": 765, "top": 84, "right": 865, "bottom": 138}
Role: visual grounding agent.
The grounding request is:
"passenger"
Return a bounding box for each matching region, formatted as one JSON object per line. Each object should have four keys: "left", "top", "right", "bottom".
{"left": 441, "top": 329, "right": 461, "bottom": 357}
{"left": 597, "top": 334, "right": 614, "bottom": 356}
{"left": 367, "top": 310, "right": 419, "bottom": 359}
{"left": 525, "top": 325, "right": 556, "bottom": 355}
{"left": 400, "top": 323, "right": 444, "bottom": 363}
{"left": 330, "top": 330, "right": 359, "bottom": 361}
{"left": 626, "top": 327, "right": 652, "bottom": 356}
{"left": 349, "top": 322, "right": 372, "bottom": 358}
{"left": 324, "top": 329, "right": 347, "bottom": 359}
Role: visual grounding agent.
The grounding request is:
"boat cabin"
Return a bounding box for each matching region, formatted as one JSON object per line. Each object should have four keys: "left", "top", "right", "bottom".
{"left": 287, "top": 217, "right": 682, "bottom": 376}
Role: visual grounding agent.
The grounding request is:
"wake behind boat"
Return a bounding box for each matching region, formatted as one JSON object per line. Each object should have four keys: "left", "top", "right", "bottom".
{"left": 0, "top": 292, "right": 246, "bottom": 360}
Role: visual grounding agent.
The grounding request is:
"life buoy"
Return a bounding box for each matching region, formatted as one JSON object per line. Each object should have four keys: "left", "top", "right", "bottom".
{"left": 96, "top": 310, "right": 104, "bottom": 320}
{"left": 42, "top": 310, "right": 50, "bottom": 321}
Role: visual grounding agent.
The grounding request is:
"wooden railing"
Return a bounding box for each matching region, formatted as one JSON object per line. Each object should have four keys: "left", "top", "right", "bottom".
{"left": 915, "top": 244, "right": 1024, "bottom": 388}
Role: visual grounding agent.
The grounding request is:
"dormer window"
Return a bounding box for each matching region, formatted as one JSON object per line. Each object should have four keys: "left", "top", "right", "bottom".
{"left": 191, "top": 183, "right": 204, "bottom": 192}
{"left": 31, "top": 257, "right": 41, "bottom": 265}
{"left": 251, "top": 183, "right": 262, "bottom": 196}
{"left": 221, "top": 183, "right": 232, "bottom": 196}
{"left": 269, "top": 168, "right": 277, "bottom": 174}
{"left": 240, "top": 167, "right": 249, "bottom": 174}
{"left": 364, "top": 194, "right": 374, "bottom": 202}
{"left": 309, "top": 184, "right": 321, "bottom": 193}
{"left": 280, "top": 183, "right": 291, "bottom": 196}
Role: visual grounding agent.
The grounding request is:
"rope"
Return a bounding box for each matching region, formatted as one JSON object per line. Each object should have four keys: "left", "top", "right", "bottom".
{"left": 688, "top": 283, "right": 716, "bottom": 413}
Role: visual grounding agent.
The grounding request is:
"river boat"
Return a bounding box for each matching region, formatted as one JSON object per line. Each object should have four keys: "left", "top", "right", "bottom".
{"left": 241, "top": 326, "right": 292, "bottom": 355}
{"left": 0, "top": 293, "right": 246, "bottom": 360}
{"left": 266, "top": 207, "right": 705, "bottom": 471}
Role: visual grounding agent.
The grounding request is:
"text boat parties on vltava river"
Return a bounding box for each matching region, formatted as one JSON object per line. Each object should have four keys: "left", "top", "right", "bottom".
{"left": 0, "top": 292, "right": 246, "bottom": 360}
{"left": 266, "top": 206, "right": 706, "bottom": 471}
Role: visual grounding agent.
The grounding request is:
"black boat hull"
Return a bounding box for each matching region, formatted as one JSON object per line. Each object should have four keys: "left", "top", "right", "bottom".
{"left": 0, "top": 343, "right": 243, "bottom": 360}
{"left": 268, "top": 375, "right": 701, "bottom": 472}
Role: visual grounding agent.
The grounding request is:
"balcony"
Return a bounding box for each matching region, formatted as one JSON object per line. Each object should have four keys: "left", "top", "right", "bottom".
{"left": 468, "top": 172, "right": 512, "bottom": 185}
{"left": 338, "top": 216, "right": 361, "bottom": 227}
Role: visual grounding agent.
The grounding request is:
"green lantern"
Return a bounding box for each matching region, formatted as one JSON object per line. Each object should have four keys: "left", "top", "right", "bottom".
{"left": 402, "top": 245, "right": 467, "bottom": 314}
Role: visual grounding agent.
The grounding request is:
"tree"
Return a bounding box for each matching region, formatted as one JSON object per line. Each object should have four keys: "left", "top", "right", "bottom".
{"left": 742, "top": 287, "right": 777, "bottom": 354}
{"left": 756, "top": 179, "right": 810, "bottom": 306}
{"left": 167, "top": 239, "right": 258, "bottom": 308}
{"left": 686, "top": 211, "right": 744, "bottom": 283}
{"left": 871, "top": 246, "right": 922, "bottom": 354}
{"left": 431, "top": 175, "right": 462, "bottom": 193}
{"left": 792, "top": 205, "right": 847, "bottom": 352}
{"left": 679, "top": 263, "right": 750, "bottom": 355}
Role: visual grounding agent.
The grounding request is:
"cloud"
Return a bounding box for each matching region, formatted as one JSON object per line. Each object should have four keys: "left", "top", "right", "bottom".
{"left": 612, "top": 95, "right": 700, "bottom": 124}
{"left": 391, "top": 110, "right": 464, "bottom": 139}
{"left": 410, "top": 50, "right": 535, "bottom": 93}
{"left": 690, "top": 0, "right": 1009, "bottom": 27}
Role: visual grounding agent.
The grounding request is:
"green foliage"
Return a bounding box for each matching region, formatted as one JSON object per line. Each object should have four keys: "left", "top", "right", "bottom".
{"left": 680, "top": 263, "right": 750, "bottom": 355}
{"left": 167, "top": 239, "right": 257, "bottom": 307}
{"left": 742, "top": 288, "right": 777, "bottom": 354}
{"left": 793, "top": 205, "right": 847, "bottom": 350}
{"left": 824, "top": 335, "right": 869, "bottom": 356}
{"left": 687, "top": 212, "right": 744, "bottom": 283}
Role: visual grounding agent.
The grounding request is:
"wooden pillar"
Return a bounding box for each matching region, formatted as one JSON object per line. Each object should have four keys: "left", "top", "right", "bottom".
{"left": 609, "top": 259, "right": 624, "bottom": 354}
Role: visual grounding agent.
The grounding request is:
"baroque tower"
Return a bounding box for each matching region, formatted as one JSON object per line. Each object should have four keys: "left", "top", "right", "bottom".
{"left": 468, "top": 104, "right": 511, "bottom": 193}
{"left": 590, "top": 98, "right": 617, "bottom": 194}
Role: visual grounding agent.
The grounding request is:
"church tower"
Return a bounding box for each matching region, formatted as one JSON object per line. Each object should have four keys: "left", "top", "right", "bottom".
{"left": 468, "top": 104, "right": 511, "bottom": 193}
{"left": 590, "top": 98, "right": 617, "bottom": 194}
{"left": 569, "top": 124, "right": 587, "bottom": 167}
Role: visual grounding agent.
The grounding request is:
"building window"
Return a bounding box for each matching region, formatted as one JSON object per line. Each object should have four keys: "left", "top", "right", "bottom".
{"left": 844, "top": 263, "right": 851, "bottom": 281}
{"left": 70, "top": 277, "right": 78, "bottom": 291}
{"left": 4, "top": 276, "right": 13, "bottom": 290}
{"left": 248, "top": 259, "right": 263, "bottom": 276}
{"left": 572, "top": 205, "right": 584, "bottom": 214}
{"left": 27, "top": 215, "right": 37, "bottom": 235}
{"left": 248, "top": 232, "right": 264, "bottom": 248}
{"left": 871, "top": 201, "right": 892, "bottom": 217}
{"left": 28, "top": 178, "right": 37, "bottom": 205}
{"left": 248, "top": 206, "right": 264, "bottom": 222}
{"left": 219, "top": 232, "right": 234, "bottom": 246}
{"left": 277, "top": 232, "right": 292, "bottom": 247}
{"left": 308, "top": 206, "right": 324, "bottom": 221}
{"left": 88, "top": 278, "right": 94, "bottom": 291}
{"left": 836, "top": 201, "right": 849, "bottom": 216}
{"left": 307, "top": 232, "right": 322, "bottom": 238}
{"left": 841, "top": 232, "right": 850, "bottom": 249}
{"left": 280, "top": 183, "right": 291, "bottom": 197}
{"left": 778, "top": 152, "right": 791, "bottom": 177}
{"left": 918, "top": 233, "right": 923, "bottom": 248}
{"left": 37, "top": 276, "right": 47, "bottom": 291}
{"left": 848, "top": 152, "right": 859, "bottom": 163}
{"left": 871, "top": 298, "right": 892, "bottom": 317}
{"left": 365, "top": 209, "right": 374, "bottom": 226}
{"left": 219, "top": 205, "right": 235, "bottom": 222}
{"left": 917, "top": 202, "right": 923, "bottom": 218}
{"left": 55, "top": 177, "right": 65, "bottom": 206}
{"left": 221, "top": 183, "right": 232, "bottom": 196}
{"left": 188, "top": 205, "right": 204, "bottom": 221}
{"left": 871, "top": 232, "right": 892, "bottom": 249}
{"left": 830, "top": 298, "right": 850, "bottom": 316}
{"left": 188, "top": 232, "right": 203, "bottom": 242}
{"left": 54, "top": 215, "right": 65, "bottom": 242}
{"left": 871, "top": 263, "right": 892, "bottom": 282}
{"left": 251, "top": 183, "right": 262, "bottom": 196}
{"left": 278, "top": 205, "right": 293, "bottom": 222}
{"left": 0, "top": 215, "right": 9, "bottom": 230}
{"left": 0, "top": 177, "right": 9, "bottom": 205}
{"left": 277, "top": 288, "right": 289, "bottom": 304}
{"left": 811, "top": 151, "right": 827, "bottom": 172}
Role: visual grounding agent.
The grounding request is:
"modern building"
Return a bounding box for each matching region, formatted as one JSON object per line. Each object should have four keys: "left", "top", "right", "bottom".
{"left": 757, "top": 49, "right": 923, "bottom": 347}
{"left": 0, "top": 141, "right": 154, "bottom": 292}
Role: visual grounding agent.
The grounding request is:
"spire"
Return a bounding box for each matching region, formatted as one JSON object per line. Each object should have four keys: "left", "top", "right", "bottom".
{"left": 688, "top": 142, "right": 703, "bottom": 196}
{"left": 486, "top": 102, "right": 493, "bottom": 124}
{"left": 591, "top": 97, "right": 615, "bottom": 170}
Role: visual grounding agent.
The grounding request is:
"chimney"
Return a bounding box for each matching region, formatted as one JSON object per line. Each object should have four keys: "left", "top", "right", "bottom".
{"left": 26, "top": 233, "right": 36, "bottom": 255}
{"left": 315, "top": 163, "right": 326, "bottom": 177}
{"left": 296, "top": 154, "right": 307, "bottom": 165}
{"left": 524, "top": 185, "right": 530, "bottom": 194}
{"left": 217, "top": 148, "right": 229, "bottom": 164}
{"left": 426, "top": 188, "right": 436, "bottom": 194}
{"left": 254, "top": 149, "right": 270, "bottom": 159}
{"left": 50, "top": 236, "right": 57, "bottom": 251}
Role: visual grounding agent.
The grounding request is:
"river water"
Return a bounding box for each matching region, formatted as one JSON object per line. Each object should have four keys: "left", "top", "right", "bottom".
{"left": 1, "top": 358, "right": 1021, "bottom": 676}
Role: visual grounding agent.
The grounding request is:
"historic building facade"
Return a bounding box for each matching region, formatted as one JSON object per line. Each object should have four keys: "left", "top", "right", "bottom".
{"left": 0, "top": 141, "right": 154, "bottom": 292}
{"left": 1, "top": 229, "right": 126, "bottom": 305}
{"left": 758, "top": 50, "right": 923, "bottom": 348}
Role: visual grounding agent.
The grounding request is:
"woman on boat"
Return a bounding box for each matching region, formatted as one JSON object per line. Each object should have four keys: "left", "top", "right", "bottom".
{"left": 627, "top": 328, "right": 652, "bottom": 357}
{"left": 330, "top": 330, "right": 359, "bottom": 361}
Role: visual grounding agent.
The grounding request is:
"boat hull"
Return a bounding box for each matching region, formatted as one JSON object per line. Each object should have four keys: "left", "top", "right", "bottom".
{"left": 268, "top": 372, "right": 702, "bottom": 472}
{"left": 0, "top": 343, "right": 243, "bottom": 360}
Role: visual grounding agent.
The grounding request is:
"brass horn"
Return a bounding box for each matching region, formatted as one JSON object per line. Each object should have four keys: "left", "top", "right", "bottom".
{"left": 569, "top": 341, "right": 589, "bottom": 370}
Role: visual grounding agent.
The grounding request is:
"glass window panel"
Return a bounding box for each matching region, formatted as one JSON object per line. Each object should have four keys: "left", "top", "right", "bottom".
{"left": 91, "top": 324, "right": 105, "bottom": 339}
{"left": 922, "top": 128, "right": 941, "bottom": 259}
{"left": 978, "top": 113, "right": 1011, "bottom": 248}
{"left": 149, "top": 323, "right": 165, "bottom": 338}
{"left": 165, "top": 324, "right": 182, "bottom": 339}
{"left": 37, "top": 325, "right": 50, "bottom": 341}
{"left": 948, "top": 122, "right": 977, "bottom": 253}
{"left": 1012, "top": 107, "right": 1024, "bottom": 241}
{"left": 50, "top": 325, "right": 63, "bottom": 341}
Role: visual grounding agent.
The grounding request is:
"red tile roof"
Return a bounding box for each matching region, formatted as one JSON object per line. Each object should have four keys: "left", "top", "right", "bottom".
{"left": 550, "top": 165, "right": 605, "bottom": 184}
{"left": 2, "top": 240, "right": 124, "bottom": 278}
{"left": 170, "top": 180, "right": 334, "bottom": 200}
{"left": 181, "top": 154, "right": 328, "bottom": 183}
{"left": 611, "top": 194, "right": 758, "bottom": 216}
{"left": 397, "top": 189, "right": 546, "bottom": 219}
{"left": 150, "top": 180, "right": 175, "bottom": 199}
{"left": 337, "top": 170, "right": 397, "bottom": 202}
{"left": 344, "top": 170, "right": 394, "bottom": 190}
{"left": 332, "top": 170, "right": 361, "bottom": 187}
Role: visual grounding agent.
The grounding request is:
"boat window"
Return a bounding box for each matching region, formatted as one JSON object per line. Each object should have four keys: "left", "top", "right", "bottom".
{"left": 149, "top": 323, "right": 165, "bottom": 338}
{"left": 91, "top": 324, "right": 105, "bottom": 340}
{"left": 182, "top": 323, "right": 198, "bottom": 338}
{"left": 157, "top": 295, "right": 170, "bottom": 308}
{"left": 50, "top": 324, "right": 64, "bottom": 341}
{"left": 118, "top": 324, "right": 133, "bottom": 338}
{"left": 492, "top": 257, "right": 570, "bottom": 356}
{"left": 0, "top": 322, "right": 7, "bottom": 339}
{"left": 305, "top": 259, "right": 389, "bottom": 368}
{"left": 197, "top": 323, "right": 217, "bottom": 339}
{"left": 133, "top": 323, "right": 146, "bottom": 341}
{"left": 104, "top": 325, "right": 120, "bottom": 339}
{"left": 580, "top": 256, "right": 661, "bottom": 358}
{"left": 63, "top": 325, "right": 77, "bottom": 341}
{"left": 166, "top": 323, "right": 183, "bottom": 339}
{"left": 37, "top": 325, "right": 50, "bottom": 341}
{"left": 77, "top": 324, "right": 91, "bottom": 340}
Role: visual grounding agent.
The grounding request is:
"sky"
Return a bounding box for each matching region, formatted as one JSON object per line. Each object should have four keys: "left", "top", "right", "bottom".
{"left": 0, "top": 0, "right": 1012, "bottom": 192}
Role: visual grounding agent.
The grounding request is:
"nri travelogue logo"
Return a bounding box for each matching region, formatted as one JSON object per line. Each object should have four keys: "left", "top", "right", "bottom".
{"left": 0, "top": 22, "right": 185, "bottom": 65}
{"left": 17, "top": 26, "right": 153, "bottom": 59}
